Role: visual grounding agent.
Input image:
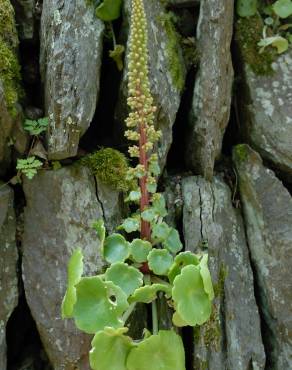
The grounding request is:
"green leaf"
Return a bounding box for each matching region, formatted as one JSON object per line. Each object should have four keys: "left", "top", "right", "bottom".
{"left": 258, "top": 36, "right": 289, "bottom": 54}
{"left": 147, "top": 249, "right": 173, "bottom": 276}
{"left": 152, "top": 194, "right": 167, "bottom": 217}
{"left": 16, "top": 156, "right": 42, "bottom": 179}
{"left": 172, "top": 311, "right": 189, "bottom": 327}
{"left": 61, "top": 248, "right": 83, "bottom": 318}
{"left": 152, "top": 222, "right": 171, "bottom": 243}
{"left": 119, "top": 217, "right": 140, "bottom": 233}
{"left": 147, "top": 182, "right": 157, "bottom": 193}
{"left": 104, "top": 234, "right": 130, "bottom": 264}
{"left": 168, "top": 251, "right": 200, "bottom": 283}
{"left": 126, "top": 330, "right": 185, "bottom": 370}
{"left": 172, "top": 265, "right": 212, "bottom": 326}
{"left": 273, "top": 0, "right": 292, "bottom": 18}
{"left": 236, "top": 0, "right": 257, "bottom": 17}
{"left": 199, "top": 254, "right": 214, "bottom": 301}
{"left": 149, "top": 160, "right": 160, "bottom": 176}
{"left": 125, "top": 190, "right": 141, "bottom": 202}
{"left": 105, "top": 262, "right": 143, "bottom": 297}
{"left": 141, "top": 207, "right": 157, "bottom": 222}
{"left": 90, "top": 327, "right": 133, "bottom": 370}
{"left": 23, "top": 117, "right": 48, "bottom": 135}
{"left": 96, "top": 0, "right": 122, "bottom": 21}
{"left": 129, "top": 283, "right": 172, "bottom": 304}
{"left": 130, "top": 239, "right": 152, "bottom": 263}
{"left": 73, "top": 276, "right": 128, "bottom": 334}
{"left": 92, "top": 219, "right": 106, "bottom": 251}
{"left": 109, "top": 44, "right": 125, "bottom": 71}
{"left": 163, "top": 228, "right": 183, "bottom": 254}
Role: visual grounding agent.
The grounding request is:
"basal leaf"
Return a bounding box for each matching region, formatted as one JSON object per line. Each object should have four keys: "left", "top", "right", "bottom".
{"left": 119, "top": 217, "right": 140, "bottom": 233}
{"left": 61, "top": 248, "right": 83, "bottom": 318}
{"left": 125, "top": 190, "right": 141, "bottom": 202}
{"left": 147, "top": 249, "right": 173, "bottom": 276}
{"left": 152, "top": 194, "right": 167, "bottom": 217}
{"left": 273, "top": 0, "right": 292, "bottom": 18}
{"left": 172, "top": 311, "right": 189, "bottom": 327}
{"left": 104, "top": 233, "right": 130, "bottom": 263}
{"left": 258, "top": 36, "right": 289, "bottom": 54}
{"left": 236, "top": 0, "right": 257, "bottom": 17}
{"left": 90, "top": 327, "right": 133, "bottom": 370}
{"left": 168, "top": 251, "right": 200, "bottom": 283}
{"left": 130, "top": 239, "right": 152, "bottom": 263}
{"left": 105, "top": 262, "right": 143, "bottom": 297}
{"left": 199, "top": 254, "right": 214, "bottom": 301}
{"left": 162, "top": 228, "right": 183, "bottom": 254}
{"left": 151, "top": 222, "right": 170, "bottom": 243}
{"left": 141, "top": 207, "right": 157, "bottom": 222}
{"left": 126, "top": 330, "right": 185, "bottom": 370}
{"left": 96, "top": 0, "right": 122, "bottom": 21}
{"left": 129, "top": 283, "right": 172, "bottom": 304}
{"left": 172, "top": 265, "right": 211, "bottom": 326}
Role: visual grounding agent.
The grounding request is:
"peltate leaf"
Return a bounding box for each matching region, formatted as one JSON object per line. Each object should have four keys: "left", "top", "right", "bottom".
{"left": 273, "top": 0, "right": 292, "bottom": 18}
{"left": 236, "top": 0, "right": 257, "bottom": 17}
{"left": 105, "top": 262, "right": 143, "bottom": 297}
{"left": 199, "top": 254, "right": 214, "bottom": 301}
{"left": 162, "top": 228, "right": 183, "bottom": 254}
{"left": 90, "top": 327, "right": 133, "bottom": 370}
{"left": 141, "top": 207, "right": 157, "bottom": 222}
{"left": 130, "top": 239, "right": 152, "bottom": 263}
{"left": 61, "top": 248, "right": 83, "bottom": 318}
{"left": 126, "top": 330, "right": 185, "bottom": 370}
{"left": 172, "top": 265, "right": 212, "bottom": 326}
{"left": 119, "top": 217, "right": 140, "bottom": 233}
{"left": 73, "top": 276, "right": 128, "bottom": 334}
{"left": 172, "top": 311, "right": 189, "bottom": 327}
{"left": 151, "top": 222, "right": 171, "bottom": 243}
{"left": 129, "top": 283, "right": 172, "bottom": 304}
{"left": 96, "top": 0, "right": 122, "bottom": 21}
{"left": 147, "top": 249, "right": 173, "bottom": 276}
{"left": 104, "top": 233, "right": 130, "bottom": 263}
{"left": 168, "top": 251, "right": 200, "bottom": 283}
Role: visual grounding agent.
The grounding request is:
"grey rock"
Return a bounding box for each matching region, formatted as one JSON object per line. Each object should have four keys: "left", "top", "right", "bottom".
{"left": 238, "top": 51, "right": 292, "bottom": 180}
{"left": 233, "top": 144, "right": 292, "bottom": 369}
{"left": 0, "top": 185, "right": 18, "bottom": 370}
{"left": 116, "top": 0, "right": 186, "bottom": 171}
{"left": 40, "top": 1, "right": 104, "bottom": 160}
{"left": 182, "top": 176, "right": 265, "bottom": 370}
{"left": 22, "top": 165, "right": 105, "bottom": 370}
{"left": 11, "top": 0, "right": 35, "bottom": 40}
{"left": 185, "top": 0, "right": 234, "bottom": 180}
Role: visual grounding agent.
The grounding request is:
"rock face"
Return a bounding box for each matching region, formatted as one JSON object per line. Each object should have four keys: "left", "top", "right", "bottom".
{"left": 0, "top": 185, "right": 18, "bottom": 370}
{"left": 22, "top": 165, "right": 105, "bottom": 369}
{"left": 233, "top": 144, "right": 292, "bottom": 369}
{"left": 116, "top": 0, "right": 186, "bottom": 171}
{"left": 11, "top": 0, "right": 35, "bottom": 40}
{"left": 238, "top": 51, "right": 292, "bottom": 180}
{"left": 185, "top": 0, "right": 234, "bottom": 180}
{"left": 181, "top": 176, "right": 265, "bottom": 370}
{"left": 40, "top": 1, "right": 104, "bottom": 160}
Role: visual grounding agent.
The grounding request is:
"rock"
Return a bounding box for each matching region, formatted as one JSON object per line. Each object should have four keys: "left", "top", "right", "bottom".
{"left": 116, "top": 0, "right": 186, "bottom": 171}
{"left": 168, "top": 0, "right": 200, "bottom": 7}
{"left": 237, "top": 50, "right": 292, "bottom": 180}
{"left": 11, "top": 0, "right": 35, "bottom": 40}
{"left": 185, "top": 0, "right": 234, "bottom": 180}
{"left": 233, "top": 144, "right": 292, "bottom": 369}
{"left": 181, "top": 175, "right": 265, "bottom": 369}
{"left": 40, "top": 1, "right": 104, "bottom": 160}
{"left": 0, "top": 185, "right": 18, "bottom": 370}
{"left": 22, "top": 165, "right": 105, "bottom": 369}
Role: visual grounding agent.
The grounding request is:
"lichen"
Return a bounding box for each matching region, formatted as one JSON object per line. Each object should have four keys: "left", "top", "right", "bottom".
{"left": 0, "top": 0, "right": 22, "bottom": 115}
{"left": 235, "top": 15, "right": 276, "bottom": 76}
{"left": 158, "top": 12, "right": 184, "bottom": 91}
{"left": 81, "top": 148, "right": 130, "bottom": 192}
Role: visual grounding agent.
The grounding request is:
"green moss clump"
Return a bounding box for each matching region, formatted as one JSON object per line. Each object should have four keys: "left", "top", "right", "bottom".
{"left": 158, "top": 12, "right": 184, "bottom": 91}
{"left": 0, "top": 0, "right": 22, "bottom": 115}
{"left": 235, "top": 15, "right": 276, "bottom": 76}
{"left": 233, "top": 144, "right": 250, "bottom": 164}
{"left": 81, "top": 148, "right": 130, "bottom": 191}
{"left": 213, "top": 264, "right": 228, "bottom": 298}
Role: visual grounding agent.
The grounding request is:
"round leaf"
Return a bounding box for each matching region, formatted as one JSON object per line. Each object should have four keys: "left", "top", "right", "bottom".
{"left": 61, "top": 248, "right": 83, "bottom": 318}
{"left": 172, "top": 265, "right": 211, "bottom": 326}
{"left": 258, "top": 36, "right": 289, "bottom": 54}
{"left": 105, "top": 262, "right": 143, "bottom": 297}
{"left": 129, "top": 284, "right": 172, "bottom": 304}
{"left": 141, "top": 207, "right": 157, "bottom": 222}
{"left": 151, "top": 222, "right": 170, "bottom": 243}
{"left": 152, "top": 194, "right": 167, "bottom": 217}
{"left": 96, "top": 0, "right": 122, "bottom": 21}
{"left": 199, "top": 254, "right": 214, "bottom": 301}
{"left": 73, "top": 276, "right": 128, "bottom": 334}
{"left": 120, "top": 218, "right": 140, "bottom": 233}
{"left": 273, "top": 0, "right": 292, "bottom": 18}
{"left": 172, "top": 311, "right": 189, "bottom": 327}
{"left": 126, "top": 330, "right": 185, "bottom": 370}
{"left": 168, "top": 251, "right": 200, "bottom": 283}
{"left": 104, "top": 233, "right": 130, "bottom": 263}
{"left": 236, "top": 0, "right": 257, "bottom": 17}
{"left": 130, "top": 239, "right": 152, "bottom": 263}
{"left": 90, "top": 327, "right": 133, "bottom": 370}
{"left": 147, "top": 249, "right": 173, "bottom": 276}
{"left": 163, "top": 228, "right": 183, "bottom": 254}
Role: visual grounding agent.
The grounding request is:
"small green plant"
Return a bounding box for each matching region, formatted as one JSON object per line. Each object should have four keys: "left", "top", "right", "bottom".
{"left": 16, "top": 156, "right": 42, "bottom": 180}
{"left": 23, "top": 117, "right": 49, "bottom": 136}
{"left": 62, "top": 1, "right": 214, "bottom": 369}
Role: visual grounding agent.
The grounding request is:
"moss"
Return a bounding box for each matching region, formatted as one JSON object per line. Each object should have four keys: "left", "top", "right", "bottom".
{"left": 233, "top": 144, "right": 249, "bottom": 164}
{"left": 81, "top": 148, "right": 130, "bottom": 192}
{"left": 0, "top": 0, "right": 22, "bottom": 115}
{"left": 235, "top": 15, "right": 276, "bottom": 76}
{"left": 202, "top": 306, "right": 221, "bottom": 350}
{"left": 158, "top": 12, "right": 184, "bottom": 91}
{"left": 213, "top": 264, "right": 228, "bottom": 298}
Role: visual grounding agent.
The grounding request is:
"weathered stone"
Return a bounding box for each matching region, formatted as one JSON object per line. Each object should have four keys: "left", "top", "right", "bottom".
{"left": 238, "top": 51, "right": 292, "bottom": 180}
{"left": 116, "top": 0, "right": 186, "bottom": 171}
{"left": 233, "top": 144, "right": 292, "bottom": 369}
{"left": 182, "top": 176, "right": 265, "bottom": 370}
{"left": 0, "top": 185, "right": 18, "bottom": 370}
{"left": 22, "top": 165, "right": 105, "bottom": 370}
{"left": 185, "top": 0, "right": 234, "bottom": 180}
{"left": 11, "top": 0, "right": 35, "bottom": 40}
{"left": 40, "top": 1, "right": 104, "bottom": 160}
